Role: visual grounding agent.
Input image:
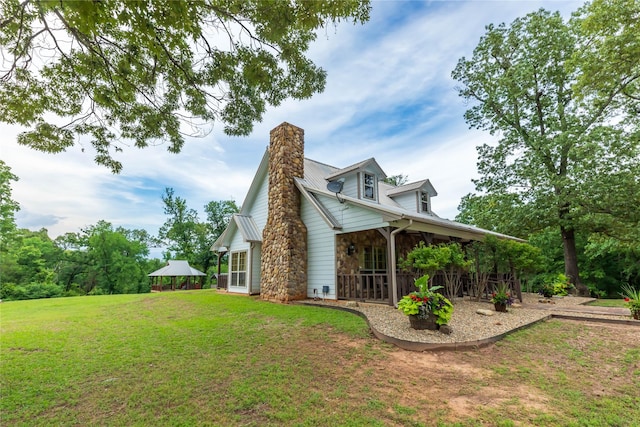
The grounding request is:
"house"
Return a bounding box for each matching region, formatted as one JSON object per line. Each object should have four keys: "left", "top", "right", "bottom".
{"left": 211, "top": 122, "right": 519, "bottom": 305}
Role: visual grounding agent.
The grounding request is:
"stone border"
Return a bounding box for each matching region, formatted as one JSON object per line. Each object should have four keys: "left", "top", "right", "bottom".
{"left": 301, "top": 302, "right": 639, "bottom": 352}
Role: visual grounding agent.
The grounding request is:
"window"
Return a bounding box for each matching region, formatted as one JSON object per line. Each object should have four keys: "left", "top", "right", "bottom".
{"left": 230, "top": 251, "right": 247, "bottom": 287}
{"left": 420, "top": 191, "right": 429, "bottom": 213}
{"left": 360, "top": 246, "right": 387, "bottom": 274}
{"left": 363, "top": 173, "right": 376, "bottom": 200}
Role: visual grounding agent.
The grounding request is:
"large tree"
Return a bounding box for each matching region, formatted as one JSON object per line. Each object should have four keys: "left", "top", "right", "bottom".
{"left": 452, "top": 9, "right": 640, "bottom": 295}
{"left": 196, "top": 199, "right": 239, "bottom": 273}
{"left": 158, "top": 187, "right": 200, "bottom": 261}
{"left": 0, "top": 0, "right": 370, "bottom": 172}
{"left": 0, "top": 160, "right": 19, "bottom": 248}
{"left": 571, "top": 0, "right": 640, "bottom": 105}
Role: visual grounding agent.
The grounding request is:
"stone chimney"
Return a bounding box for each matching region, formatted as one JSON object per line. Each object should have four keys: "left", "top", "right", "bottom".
{"left": 260, "top": 122, "right": 308, "bottom": 302}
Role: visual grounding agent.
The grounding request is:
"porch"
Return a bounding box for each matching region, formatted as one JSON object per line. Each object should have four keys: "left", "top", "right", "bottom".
{"left": 336, "top": 272, "right": 515, "bottom": 305}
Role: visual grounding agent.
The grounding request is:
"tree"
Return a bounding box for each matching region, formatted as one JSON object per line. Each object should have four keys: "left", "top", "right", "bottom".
{"left": 456, "top": 193, "right": 531, "bottom": 239}
{"left": 158, "top": 187, "right": 200, "bottom": 260}
{"left": 401, "top": 241, "right": 472, "bottom": 301}
{"left": 571, "top": 0, "right": 640, "bottom": 106}
{"left": 0, "top": 0, "right": 370, "bottom": 172}
{"left": 452, "top": 9, "right": 640, "bottom": 295}
{"left": 196, "top": 199, "right": 239, "bottom": 274}
{"left": 204, "top": 200, "right": 239, "bottom": 240}
{"left": 0, "top": 160, "right": 19, "bottom": 249}
{"left": 84, "top": 221, "right": 149, "bottom": 294}
{"left": 383, "top": 174, "right": 409, "bottom": 187}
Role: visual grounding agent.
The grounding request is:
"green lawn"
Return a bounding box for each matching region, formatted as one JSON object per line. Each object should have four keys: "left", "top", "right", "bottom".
{"left": 2, "top": 291, "right": 639, "bottom": 426}
{"left": 587, "top": 298, "right": 627, "bottom": 308}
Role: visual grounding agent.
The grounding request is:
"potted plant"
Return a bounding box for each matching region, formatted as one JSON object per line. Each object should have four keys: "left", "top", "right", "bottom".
{"left": 620, "top": 284, "right": 640, "bottom": 320}
{"left": 490, "top": 283, "right": 514, "bottom": 312}
{"left": 397, "top": 274, "right": 454, "bottom": 330}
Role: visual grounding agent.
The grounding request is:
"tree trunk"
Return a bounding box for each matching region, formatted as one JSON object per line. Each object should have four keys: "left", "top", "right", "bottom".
{"left": 560, "top": 225, "right": 588, "bottom": 296}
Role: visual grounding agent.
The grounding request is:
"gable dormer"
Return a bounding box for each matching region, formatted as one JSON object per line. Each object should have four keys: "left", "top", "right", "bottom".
{"left": 325, "top": 158, "right": 386, "bottom": 203}
{"left": 386, "top": 179, "right": 438, "bottom": 214}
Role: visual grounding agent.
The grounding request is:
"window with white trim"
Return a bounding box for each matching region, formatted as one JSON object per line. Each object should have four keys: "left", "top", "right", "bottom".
{"left": 230, "top": 251, "right": 247, "bottom": 287}
{"left": 420, "top": 191, "right": 429, "bottom": 213}
{"left": 363, "top": 172, "right": 376, "bottom": 200}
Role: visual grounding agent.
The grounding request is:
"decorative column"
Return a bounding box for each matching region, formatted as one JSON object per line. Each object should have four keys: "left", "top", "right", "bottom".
{"left": 260, "top": 122, "right": 308, "bottom": 302}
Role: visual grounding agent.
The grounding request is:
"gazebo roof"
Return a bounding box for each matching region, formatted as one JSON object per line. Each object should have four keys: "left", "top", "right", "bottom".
{"left": 148, "top": 260, "right": 206, "bottom": 277}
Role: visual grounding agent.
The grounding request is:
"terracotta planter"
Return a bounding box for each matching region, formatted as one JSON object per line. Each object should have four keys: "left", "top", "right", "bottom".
{"left": 409, "top": 314, "right": 438, "bottom": 330}
{"left": 494, "top": 302, "right": 507, "bottom": 312}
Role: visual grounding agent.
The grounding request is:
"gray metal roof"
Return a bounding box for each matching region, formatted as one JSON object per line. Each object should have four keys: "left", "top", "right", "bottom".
{"left": 211, "top": 153, "right": 521, "bottom": 251}
{"left": 300, "top": 158, "right": 522, "bottom": 242}
{"left": 234, "top": 214, "right": 262, "bottom": 242}
{"left": 386, "top": 179, "right": 438, "bottom": 197}
{"left": 324, "top": 158, "right": 386, "bottom": 181}
{"left": 148, "top": 260, "right": 206, "bottom": 277}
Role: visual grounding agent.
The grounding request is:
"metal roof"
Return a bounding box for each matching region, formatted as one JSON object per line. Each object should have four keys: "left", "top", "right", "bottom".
{"left": 299, "top": 158, "right": 522, "bottom": 242}
{"left": 148, "top": 260, "right": 206, "bottom": 277}
{"left": 234, "top": 214, "right": 262, "bottom": 242}
{"left": 386, "top": 179, "right": 438, "bottom": 197}
{"left": 324, "top": 158, "right": 386, "bottom": 181}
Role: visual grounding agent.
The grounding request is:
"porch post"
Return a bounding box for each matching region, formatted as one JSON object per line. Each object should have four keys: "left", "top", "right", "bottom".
{"left": 390, "top": 220, "right": 412, "bottom": 306}
{"left": 377, "top": 227, "right": 394, "bottom": 306}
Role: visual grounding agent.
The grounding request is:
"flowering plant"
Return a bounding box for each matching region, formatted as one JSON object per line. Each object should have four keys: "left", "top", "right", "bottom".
{"left": 397, "top": 274, "right": 453, "bottom": 325}
{"left": 620, "top": 284, "right": 640, "bottom": 320}
{"left": 490, "top": 283, "right": 514, "bottom": 305}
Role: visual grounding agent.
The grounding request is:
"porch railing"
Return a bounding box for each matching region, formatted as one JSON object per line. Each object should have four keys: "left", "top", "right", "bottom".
{"left": 338, "top": 272, "right": 517, "bottom": 304}
{"left": 337, "top": 273, "right": 390, "bottom": 303}
{"left": 216, "top": 273, "right": 228, "bottom": 289}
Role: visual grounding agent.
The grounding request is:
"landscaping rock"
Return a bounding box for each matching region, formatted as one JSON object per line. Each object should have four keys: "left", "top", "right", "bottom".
{"left": 345, "top": 301, "right": 359, "bottom": 308}
{"left": 439, "top": 324, "right": 453, "bottom": 334}
{"left": 476, "top": 309, "right": 495, "bottom": 316}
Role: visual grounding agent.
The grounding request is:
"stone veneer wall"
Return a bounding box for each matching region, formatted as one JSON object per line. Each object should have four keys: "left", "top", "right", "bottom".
{"left": 260, "top": 122, "right": 308, "bottom": 302}
{"left": 336, "top": 230, "right": 387, "bottom": 275}
{"left": 336, "top": 231, "right": 449, "bottom": 275}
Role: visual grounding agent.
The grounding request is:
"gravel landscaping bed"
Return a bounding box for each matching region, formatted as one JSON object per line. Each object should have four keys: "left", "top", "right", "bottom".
{"left": 305, "top": 293, "right": 633, "bottom": 346}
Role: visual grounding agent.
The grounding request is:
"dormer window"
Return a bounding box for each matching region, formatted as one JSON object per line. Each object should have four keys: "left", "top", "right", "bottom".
{"left": 420, "top": 191, "right": 429, "bottom": 213}
{"left": 363, "top": 173, "right": 376, "bottom": 200}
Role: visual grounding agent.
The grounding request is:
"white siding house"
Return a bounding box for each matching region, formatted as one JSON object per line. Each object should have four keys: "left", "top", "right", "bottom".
{"left": 212, "top": 123, "right": 521, "bottom": 304}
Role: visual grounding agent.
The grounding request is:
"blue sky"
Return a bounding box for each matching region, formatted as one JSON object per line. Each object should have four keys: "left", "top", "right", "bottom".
{"left": 2, "top": 0, "right": 583, "bottom": 254}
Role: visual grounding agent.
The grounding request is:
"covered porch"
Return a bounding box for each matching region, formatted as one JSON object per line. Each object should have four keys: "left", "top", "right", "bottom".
{"left": 335, "top": 221, "right": 519, "bottom": 305}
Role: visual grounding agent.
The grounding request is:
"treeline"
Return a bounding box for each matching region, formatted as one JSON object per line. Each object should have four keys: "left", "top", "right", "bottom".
{"left": 0, "top": 161, "right": 238, "bottom": 301}
{"left": 1, "top": 224, "right": 160, "bottom": 299}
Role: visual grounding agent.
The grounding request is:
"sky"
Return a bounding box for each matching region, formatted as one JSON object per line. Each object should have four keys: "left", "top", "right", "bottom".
{"left": 1, "top": 0, "right": 583, "bottom": 256}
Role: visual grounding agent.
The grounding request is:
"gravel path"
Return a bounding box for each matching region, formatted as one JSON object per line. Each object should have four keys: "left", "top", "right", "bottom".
{"left": 305, "top": 293, "right": 635, "bottom": 347}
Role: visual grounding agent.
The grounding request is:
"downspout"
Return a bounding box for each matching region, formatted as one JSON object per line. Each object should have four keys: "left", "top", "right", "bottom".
{"left": 248, "top": 242, "right": 255, "bottom": 294}
{"left": 390, "top": 219, "right": 413, "bottom": 306}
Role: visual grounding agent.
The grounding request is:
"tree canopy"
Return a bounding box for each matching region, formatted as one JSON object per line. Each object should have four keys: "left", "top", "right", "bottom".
{"left": 571, "top": 0, "right": 640, "bottom": 105}
{"left": 0, "top": 160, "right": 20, "bottom": 247}
{"left": 0, "top": 0, "right": 370, "bottom": 172}
{"left": 453, "top": 7, "right": 640, "bottom": 295}
{"left": 0, "top": 166, "right": 238, "bottom": 300}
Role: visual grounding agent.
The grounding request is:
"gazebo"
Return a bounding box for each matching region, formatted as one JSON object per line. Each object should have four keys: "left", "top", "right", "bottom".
{"left": 148, "top": 260, "right": 206, "bottom": 292}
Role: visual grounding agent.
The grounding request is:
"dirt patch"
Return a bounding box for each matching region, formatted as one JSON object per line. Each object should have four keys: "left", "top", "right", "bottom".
{"left": 306, "top": 318, "right": 640, "bottom": 424}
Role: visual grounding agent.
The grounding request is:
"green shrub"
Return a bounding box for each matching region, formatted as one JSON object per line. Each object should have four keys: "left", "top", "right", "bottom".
{"left": 534, "top": 273, "right": 573, "bottom": 297}
{"left": 0, "top": 282, "right": 62, "bottom": 300}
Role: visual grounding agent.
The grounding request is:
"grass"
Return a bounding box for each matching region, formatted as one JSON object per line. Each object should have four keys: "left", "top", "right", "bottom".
{"left": 1, "top": 291, "right": 639, "bottom": 426}
{"left": 587, "top": 298, "right": 627, "bottom": 308}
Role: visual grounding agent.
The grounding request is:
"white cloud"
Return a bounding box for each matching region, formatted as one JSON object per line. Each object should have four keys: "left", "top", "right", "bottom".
{"left": 1, "top": 0, "right": 583, "bottom": 245}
